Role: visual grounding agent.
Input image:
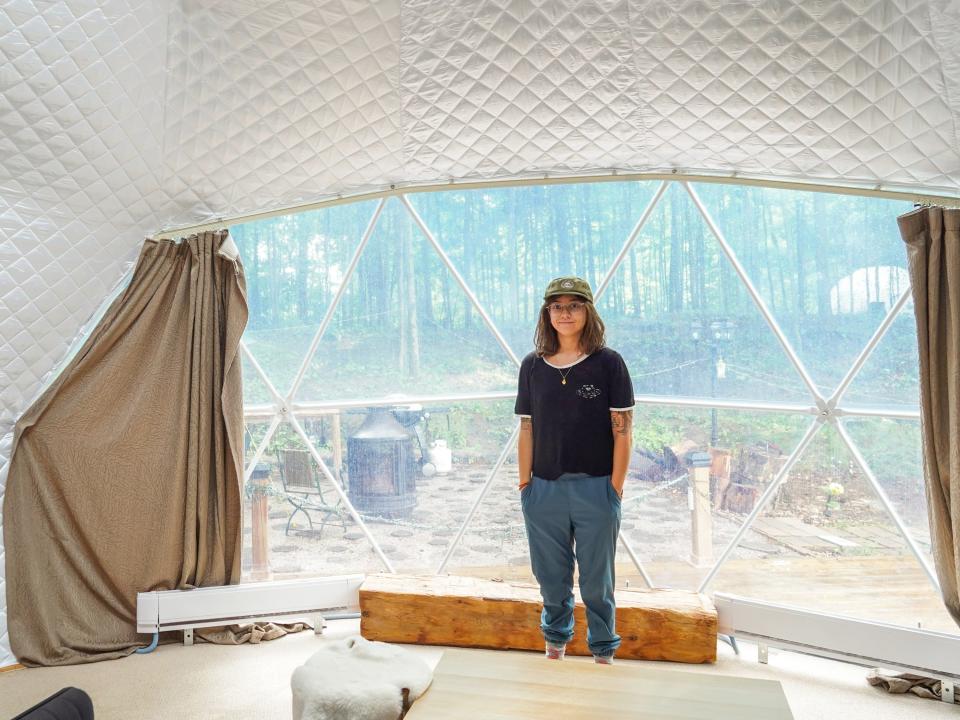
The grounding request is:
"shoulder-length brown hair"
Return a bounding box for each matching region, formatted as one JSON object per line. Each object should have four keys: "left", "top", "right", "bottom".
{"left": 534, "top": 297, "right": 606, "bottom": 356}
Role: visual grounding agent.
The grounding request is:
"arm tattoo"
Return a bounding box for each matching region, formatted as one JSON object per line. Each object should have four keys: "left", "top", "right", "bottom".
{"left": 520, "top": 417, "right": 533, "bottom": 432}
{"left": 611, "top": 410, "right": 633, "bottom": 437}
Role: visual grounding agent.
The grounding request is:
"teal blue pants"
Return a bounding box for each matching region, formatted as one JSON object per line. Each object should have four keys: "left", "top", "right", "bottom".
{"left": 521, "top": 473, "right": 622, "bottom": 657}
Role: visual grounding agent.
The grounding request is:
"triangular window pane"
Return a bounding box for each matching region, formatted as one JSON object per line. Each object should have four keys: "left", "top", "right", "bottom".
{"left": 694, "top": 184, "right": 914, "bottom": 399}
{"left": 601, "top": 183, "right": 809, "bottom": 403}
{"left": 234, "top": 200, "right": 381, "bottom": 399}
{"left": 709, "top": 423, "right": 955, "bottom": 633}
{"left": 412, "top": 181, "right": 663, "bottom": 362}
{"left": 295, "top": 199, "right": 517, "bottom": 402}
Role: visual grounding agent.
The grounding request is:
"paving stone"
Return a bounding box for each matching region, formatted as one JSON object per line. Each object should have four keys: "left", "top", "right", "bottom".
{"left": 390, "top": 528, "right": 414, "bottom": 537}
{"left": 328, "top": 546, "right": 349, "bottom": 553}
{"left": 428, "top": 538, "right": 449, "bottom": 546}
{"left": 344, "top": 532, "right": 365, "bottom": 540}
{"left": 272, "top": 545, "right": 298, "bottom": 553}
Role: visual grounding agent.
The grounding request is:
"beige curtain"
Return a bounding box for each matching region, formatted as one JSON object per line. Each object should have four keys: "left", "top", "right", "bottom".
{"left": 3, "top": 230, "right": 247, "bottom": 665}
{"left": 899, "top": 206, "right": 960, "bottom": 628}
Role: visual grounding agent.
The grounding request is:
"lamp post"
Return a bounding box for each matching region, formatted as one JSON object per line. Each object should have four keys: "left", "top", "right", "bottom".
{"left": 692, "top": 319, "right": 733, "bottom": 448}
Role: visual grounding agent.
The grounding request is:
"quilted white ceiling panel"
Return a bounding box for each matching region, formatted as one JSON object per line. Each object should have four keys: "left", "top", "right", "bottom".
{"left": 628, "top": 0, "right": 960, "bottom": 190}
{"left": 1, "top": 0, "right": 170, "bottom": 418}
{"left": 159, "top": 0, "right": 404, "bottom": 227}
{"left": 401, "top": 0, "right": 649, "bottom": 181}
{"left": 158, "top": 0, "right": 960, "bottom": 230}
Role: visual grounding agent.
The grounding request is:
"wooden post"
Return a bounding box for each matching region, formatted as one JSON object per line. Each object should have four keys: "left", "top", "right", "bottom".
{"left": 709, "top": 447, "right": 732, "bottom": 507}
{"left": 687, "top": 451, "right": 713, "bottom": 567}
{"left": 250, "top": 463, "right": 272, "bottom": 580}
{"left": 332, "top": 411, "right": 343, "bottom": 485}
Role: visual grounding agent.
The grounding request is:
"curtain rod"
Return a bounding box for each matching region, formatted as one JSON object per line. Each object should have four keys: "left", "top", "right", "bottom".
{"left": 153, "top": 171, "right": 960, "bottom": 239}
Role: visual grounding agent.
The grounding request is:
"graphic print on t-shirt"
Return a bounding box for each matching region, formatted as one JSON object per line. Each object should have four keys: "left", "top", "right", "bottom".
{"left": 577, "top": 384, "right": 601, "bottom": 399}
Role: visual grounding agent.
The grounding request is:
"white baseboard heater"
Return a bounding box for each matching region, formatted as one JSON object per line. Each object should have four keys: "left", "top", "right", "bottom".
{"left": 137, "top": 575, "right": 365, "bottom": 641}
{"left": 715, "top": 592, "right": 960, "bottom": 704}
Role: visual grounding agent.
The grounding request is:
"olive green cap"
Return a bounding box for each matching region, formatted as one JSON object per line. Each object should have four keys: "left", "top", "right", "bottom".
{"left": 543, "top": 276, "right": 594, "bottom": 303}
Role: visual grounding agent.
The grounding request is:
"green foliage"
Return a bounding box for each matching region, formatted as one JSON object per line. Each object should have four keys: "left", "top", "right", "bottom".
{"left": 439, "top": 401, "right": 513, "bottom": 456}
{"left": 244, "top": 477, "right": 285, "bottom": 501}
{"left": 633, "top": 410, "right": 691, "bottom": 450}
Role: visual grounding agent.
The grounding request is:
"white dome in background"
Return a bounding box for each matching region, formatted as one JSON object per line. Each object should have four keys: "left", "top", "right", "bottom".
{"left": 829, "top": 266, "right": 913, "bottom": 315}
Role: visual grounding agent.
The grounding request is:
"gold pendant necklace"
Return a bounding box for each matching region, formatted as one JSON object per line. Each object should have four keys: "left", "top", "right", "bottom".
{"left": 550, "top": 352, "right": 583, "bottom": 385}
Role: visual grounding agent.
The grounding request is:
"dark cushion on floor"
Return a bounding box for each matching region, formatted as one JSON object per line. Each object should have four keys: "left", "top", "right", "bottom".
{"left": 12, "top": 687, "right": 93, "bottom": 720}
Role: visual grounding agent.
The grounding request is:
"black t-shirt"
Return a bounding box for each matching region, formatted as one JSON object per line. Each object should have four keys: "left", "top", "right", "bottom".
{"left": 514, "top": 347, "right": 635, "bottom": 481}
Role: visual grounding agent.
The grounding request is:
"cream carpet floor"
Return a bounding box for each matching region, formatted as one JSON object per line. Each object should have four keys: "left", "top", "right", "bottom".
{"left": 0, "top": 618, "right": 955, "bottom": 720}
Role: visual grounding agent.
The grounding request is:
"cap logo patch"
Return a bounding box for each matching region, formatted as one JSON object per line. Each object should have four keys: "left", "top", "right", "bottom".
{"left": 561, "top": 280, "right": 574, "bottom": 289}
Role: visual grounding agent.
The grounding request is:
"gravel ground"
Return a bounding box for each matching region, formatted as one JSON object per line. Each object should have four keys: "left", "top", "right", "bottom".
{"left": 240, "top": 463, "right": 781, "bottom": 581}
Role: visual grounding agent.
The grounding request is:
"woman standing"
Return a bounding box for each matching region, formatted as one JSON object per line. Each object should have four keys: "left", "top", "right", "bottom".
{"left": 515, "top": 276, "right": 634, "bottom": 664}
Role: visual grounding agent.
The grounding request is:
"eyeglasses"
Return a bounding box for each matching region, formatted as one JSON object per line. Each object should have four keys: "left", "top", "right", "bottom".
{"left": 547, "top": 301, "right": 586, "bottom": 315}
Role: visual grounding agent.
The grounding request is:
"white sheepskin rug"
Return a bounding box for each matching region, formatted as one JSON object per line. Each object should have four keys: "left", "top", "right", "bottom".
{"left": 291, "top": 635, "right": 434, "bottom": 720}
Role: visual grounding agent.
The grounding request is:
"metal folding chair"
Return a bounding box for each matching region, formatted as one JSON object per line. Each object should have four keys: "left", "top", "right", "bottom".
{"left": 275, "top": 448, "right": 349, "bottom": 538}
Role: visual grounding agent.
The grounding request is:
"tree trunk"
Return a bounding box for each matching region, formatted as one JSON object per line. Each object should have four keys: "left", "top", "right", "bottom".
{"left": 628, "top": 247, "right": 641, "bottom": 316}
{"left": 668, "top": 197, "right": 683, "bottom": 313}
{"left": 406, "top": 230, "right": 420, "bottom": 377}
{"left": 813, "top": 194, "right": 829, "bottom": 317}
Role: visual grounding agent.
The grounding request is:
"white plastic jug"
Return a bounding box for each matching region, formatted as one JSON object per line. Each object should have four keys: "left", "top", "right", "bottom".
{"left": 428, "top": 439, "right": 453, "bottom": 474}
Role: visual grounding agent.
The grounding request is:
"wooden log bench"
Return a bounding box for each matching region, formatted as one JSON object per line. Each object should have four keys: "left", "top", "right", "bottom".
{"left": 360, "top": 574, "right": 717, "bottom": 664}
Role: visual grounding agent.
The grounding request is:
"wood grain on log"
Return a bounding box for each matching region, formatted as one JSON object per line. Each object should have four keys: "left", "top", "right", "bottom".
{"left": 360, "top": 574, "right": 717, "bottom": 663}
